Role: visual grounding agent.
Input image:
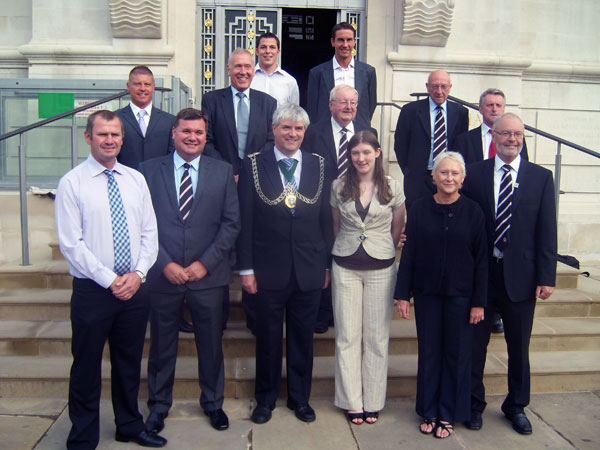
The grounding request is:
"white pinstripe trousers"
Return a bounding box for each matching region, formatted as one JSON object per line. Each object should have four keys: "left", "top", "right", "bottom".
{"left": 332, "top": 260, "right": 396, "bottom": 411}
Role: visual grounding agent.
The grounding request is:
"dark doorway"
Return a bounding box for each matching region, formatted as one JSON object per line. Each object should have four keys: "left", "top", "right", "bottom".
{"left": 281, "top": 8, "right": 338, "bottom": 109}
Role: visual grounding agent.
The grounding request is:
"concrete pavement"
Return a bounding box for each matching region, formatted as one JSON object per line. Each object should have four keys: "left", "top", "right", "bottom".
{"left": 1, "top": 392, "right": 598, "bottom": 450}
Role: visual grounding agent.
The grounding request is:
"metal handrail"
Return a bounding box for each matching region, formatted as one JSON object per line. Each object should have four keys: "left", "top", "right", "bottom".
{"left": 0, "top": 87, "right": 172, "bottom": 266}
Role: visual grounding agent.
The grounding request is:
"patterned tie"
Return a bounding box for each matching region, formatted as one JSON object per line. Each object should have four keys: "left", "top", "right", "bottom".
{"left": 104, "top": 170, "right": 131, "bottom": 275}
{"left": 488, "top": 130, "right": 497, "bottom": 158}
{"left": 278, "top": 157, "right": 298, "bottom": 214}
{"left": 494, "top": 164, "right": 513, "bottom": 251}
{"left": 236, "top": 92, "right": 249, "bottom": 159}
{"left": 138, "top": 109, "right": 147, "bottom": 137}
{"left": 337, "top": 128, "right": 349, "bottom": 178}
{"left": 432, "top": 105, "right": 447, "bottom": 160}
{"left": 179, "top": 163, "right": 193, "bottom": 221}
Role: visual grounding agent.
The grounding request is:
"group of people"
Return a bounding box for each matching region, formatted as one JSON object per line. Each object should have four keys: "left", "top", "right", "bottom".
{"left": 53, "top": 20, "right": 557, "bottom": 450}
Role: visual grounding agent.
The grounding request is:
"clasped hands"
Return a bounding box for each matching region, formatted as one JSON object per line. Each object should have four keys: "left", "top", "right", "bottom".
{"left": 163, "top": 261, "right": 208, "bottom": 285}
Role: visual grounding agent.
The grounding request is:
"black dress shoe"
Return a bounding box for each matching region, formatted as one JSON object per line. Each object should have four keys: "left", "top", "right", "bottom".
{"left": 251, "top": 405, "right": 272, "bottom": 424}
{"left": 464, "top": 410, "right": 482, "bottom": 430}
{"left": 287, "top": 402, "right": 316, "bottom": 422}
{"left": 314, "top": 323, "right": 329, "bottom": 334}
{"left": 145, "top": 411, "right": 167, "bottom": 433}
{"left": 503, "top": 410, "right": 532, "bottom": 434}
{"left": 179, "top": 318, "right": 194, "bottom": 333}
{"left": 115, "top": 430, "right": 167, "bottom": 447}
{"left": 491, "top": 318, "right": 504, "bottom": 333}
{"left": 204, "top": 408, "right": 229, "bottom": 430}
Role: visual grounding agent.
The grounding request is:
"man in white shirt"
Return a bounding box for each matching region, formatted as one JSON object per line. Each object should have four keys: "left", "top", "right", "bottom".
{"left": 250, "top": 32, "right": 299, "bottom": 106}
{"left": 55, "top": 110, "right": 164, "bottom": 449}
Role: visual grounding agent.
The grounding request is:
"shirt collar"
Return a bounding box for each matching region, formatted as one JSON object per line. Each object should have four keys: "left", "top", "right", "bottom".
{"left": 482, "top": 123, "right": 493, "bottom": 135}
{"left": 494, "top": 154, "right": 521, "bottom": 173}
{"left": 333, "top": 56, "right": 355, "bottom": 70}
{"left": 274, "top": 146, "right": 301, "bottom": 163}
{"left": 231, "top": 85, "right": 250, "bottom": 97}
{"left": 429, "top": 97, "right": 447, "bottom": 112}
{"left": 254, "top": 63, "right": 282, "bottom": 75}
{"left": 129, "top": 102, "right": 152, "bottom": 118}
{"left": 86, "top": 154, "right": 125, "bottom": 177}
{"left": 331, "top": 117, "right": 355, "bottom": 135}
{"left": 173, "top": 150, "right": 200, "bottom": 171}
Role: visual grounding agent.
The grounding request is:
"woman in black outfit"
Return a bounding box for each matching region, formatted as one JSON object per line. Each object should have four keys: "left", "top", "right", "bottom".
{"left": 394, "top": 151, "right": 487, "bottom": 439}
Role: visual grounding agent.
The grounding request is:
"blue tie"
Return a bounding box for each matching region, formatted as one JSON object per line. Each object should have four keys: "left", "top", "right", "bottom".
{"left": 236, "top": 92, "right": 249, "bottom": 159}
{"left": 104, "top": 169, "right": 131, "bottom": 275}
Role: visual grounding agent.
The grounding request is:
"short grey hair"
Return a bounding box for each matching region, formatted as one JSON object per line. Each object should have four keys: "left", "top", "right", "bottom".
{"left": 228, "top": 48, "right": 252, "bottom": 66}
{"left": 493, "top": 112, "right": 524, "bottom": 132}
{"left": 272, "top": 103, "right": 310, "bottom": 128}
{"left": 432, "top": 151, "right": 466, "bottom": 178}
{"left": 329, "top": 84, "right": 359, "bottom": 103}
{"left": 479, "top": 88, "right": 506, "bottom": 108}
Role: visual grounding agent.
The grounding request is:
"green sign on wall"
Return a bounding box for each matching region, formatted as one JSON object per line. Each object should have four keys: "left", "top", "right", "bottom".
{"left": 38, "top": 93, "right": 75, "bottom": 119}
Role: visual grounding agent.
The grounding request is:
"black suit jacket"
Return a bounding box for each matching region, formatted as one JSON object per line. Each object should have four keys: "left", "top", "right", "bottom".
{"left": 462, "top": 158, "right": 557, "bottom": 302}
{"left": 201, "top": 87, "right": 277, "bottom": 175}
{"left": 303, "top": 118, "right": 377, "bottom": 180}
{"left": 116, "top": 105, "right": 175, "bottom": 170}
{"left": 306, "top": 59, "right": 377, "bottom": 126}
{"left": 394, "top": 98, "right": 469, "bottom": 206}
{"left": 139, "top": 154, "right": 241, "bottom": 293}
{"left": 237, "top": 148, "right": 333, "bottom": 291}
{"left": 453, "top": 125, "right": 529, "bottom": 164}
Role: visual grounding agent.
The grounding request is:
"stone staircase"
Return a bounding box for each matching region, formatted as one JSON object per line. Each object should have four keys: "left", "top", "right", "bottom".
{"left": 0, "top": 254, "right": 599, "bottom": 400}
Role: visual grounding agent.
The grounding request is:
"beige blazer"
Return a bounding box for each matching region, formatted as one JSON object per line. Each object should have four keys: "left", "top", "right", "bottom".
{"left": 330, "top": 177, "right": 405, "bottom": 260}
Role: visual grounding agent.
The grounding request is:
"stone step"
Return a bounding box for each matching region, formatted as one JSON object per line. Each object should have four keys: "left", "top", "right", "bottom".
{"left": 0, "top": 350, "right": 598, "bottom": 399}
{"left": 2, "top": 317, "right": 599, "bottom": 358}
{"left": 1, "top": 287, "right": 598, "bottom": 321}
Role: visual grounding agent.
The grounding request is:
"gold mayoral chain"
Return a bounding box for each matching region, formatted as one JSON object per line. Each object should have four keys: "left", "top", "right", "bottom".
{"left": 249, "top": 153, "right": 325, "bottom": 209}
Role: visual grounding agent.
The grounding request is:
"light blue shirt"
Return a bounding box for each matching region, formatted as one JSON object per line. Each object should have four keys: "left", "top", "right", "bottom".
{"left": 173, "top": 151, "right": 200, "bottom": 199}
{"left": 428, "top": 97, "right": 448, "bottom": 170}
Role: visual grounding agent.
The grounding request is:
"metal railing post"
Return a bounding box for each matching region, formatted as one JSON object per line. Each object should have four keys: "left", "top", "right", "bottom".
{"left": 554, "top": 142, "right": 562, "bottom": 221}
{"left": 71, "top": 114, "right": 78, "bottom": 168}
{"left": 18, "top": 133, "right": 30, "bottom": 266}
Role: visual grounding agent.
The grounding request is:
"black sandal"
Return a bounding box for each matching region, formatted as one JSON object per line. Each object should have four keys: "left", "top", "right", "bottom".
{"left": 419, "top": 418, "right": 437, "bottom": 435}
{"left": 364, "top": 411, "right": 379, "bottom": 424}
{"left": 434, "top": 421, "right": 454, "bottom": 439}
{"left": 345, "top": 410, "right": 364, "bottom": 425}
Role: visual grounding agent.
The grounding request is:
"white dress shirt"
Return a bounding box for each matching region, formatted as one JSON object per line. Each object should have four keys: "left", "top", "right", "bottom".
{"left": 333, "top": 56, "right": 355, "bottom": 88}
{"left": 493, "top": 154, "right": 521, "bottom": 257}
{"left": 129, "top": 102, "right": 152, "bottom": 129}
{"left": 251, "top": 64, "right": 300, "bottom": 106}
{"left": 428, "top": 97, "right": 448, "bottom": 170}
{"left": 331, "top": 118, "right": 355, "bottom": 159}
{"left": 55, "top": 155, "right": 158, "bottom": 288}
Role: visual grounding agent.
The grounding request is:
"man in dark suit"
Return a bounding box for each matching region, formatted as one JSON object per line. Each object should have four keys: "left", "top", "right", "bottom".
{"left": 237, "top": 104, "right": 333, "bottom": 425}
{"left": 139, "top": 108, "right": 240, "bottom": 433}
{"left": 307, "top": 22, "right": 377, "bottom": 126}
{"left": 453, "top": 88, "right": 529, "bottom": 164}
{"left": 461, "top": 112, "right": 557, "bottom": 435}
{"left": 303, "top": 83, "right": 376, "bottom": 333}
{"left": 394, "top": 70, "right": 469, "bottom": 209}
{"left": 116, "top": 65, "right": 175, "bottom": 170}
{"left": 201, "top": 48, "right": 278, "bottom": 176}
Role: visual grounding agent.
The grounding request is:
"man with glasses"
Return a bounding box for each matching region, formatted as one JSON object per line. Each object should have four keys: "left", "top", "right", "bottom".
{"left": 462, "top": 112, "right": 557, "bottom": 435}
{"left": 393, "top": 70, "right": 469, "bottom": 209}
{"left": 303, "top": 84, "right": 377, "bottom": 333}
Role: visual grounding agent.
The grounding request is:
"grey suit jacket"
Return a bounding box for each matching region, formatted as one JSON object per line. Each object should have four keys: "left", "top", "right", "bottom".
{"left": 116, "top": 105, "right": 175, "bottom": 170}
{"left": 306, "top": 59, "right": 377, "bottom": 126}
{"left": 139, "top": 153, "right": 241, "bottom": 292}
{"left": 201, "top": 87, "right": 277, "bottom": 175}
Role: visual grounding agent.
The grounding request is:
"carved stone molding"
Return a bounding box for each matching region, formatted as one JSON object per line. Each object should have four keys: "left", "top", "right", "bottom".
{"left": 399, "top": 0, "right": 455, "bottom": 47}
{"left": 109, "top": 0, "right": 162, "bottom": 39}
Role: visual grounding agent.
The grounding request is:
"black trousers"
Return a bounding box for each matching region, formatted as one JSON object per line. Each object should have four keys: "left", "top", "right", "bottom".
{"left": 414, "top": 294, "right": 473, "bottom": 423}
{"left": 471, "top": 259, "right": 536, "bottom": 414}
{"left": 67, "top": 278, "right": 148, "bottom": 450}
{"left": 147, "top": 286, "right": 226, "bottom": 414}
{"left": 255, "top": 276, "right": 321, "bottom": 409}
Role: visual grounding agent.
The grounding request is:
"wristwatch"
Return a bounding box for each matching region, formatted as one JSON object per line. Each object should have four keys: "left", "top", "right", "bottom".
{"left": 135, "top": 270, "right": 146, "bottom": 283}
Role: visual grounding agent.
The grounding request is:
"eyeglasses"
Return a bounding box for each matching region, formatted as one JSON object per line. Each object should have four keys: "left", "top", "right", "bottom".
{"left": 428, "top": 84, "right": 451, "bottom": 91}
{"left": 494, "top": 131, "right": 524, "bottom": 139}
{"left": 333, "top": 100, "right": 358, "bottom": 107}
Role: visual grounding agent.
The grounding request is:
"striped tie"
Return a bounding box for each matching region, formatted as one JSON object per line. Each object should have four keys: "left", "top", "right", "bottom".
{"left": 494, "top": 164, "right": 513, "bottom": 251}
{"left": 432, "top": 105, "right": 447, "bottom": 160}
{"left": 179, "top": 163, "right": 193, "bottom": 221}
{"left": 337, "top": 128, "right": 349, "bottom": 178}
{"left": 104, "top": 170, "right": 131, "bottom": 276}
{"left": 279, "top": 157, "right": 297, "bottom": 214}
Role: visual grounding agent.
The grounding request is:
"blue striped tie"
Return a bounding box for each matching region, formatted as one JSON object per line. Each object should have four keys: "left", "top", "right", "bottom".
{"left": 494, "top": 165, "right": 513, "bottom": 251}
{"left": 104, "top": 170, "right": 131, "bottom": 275}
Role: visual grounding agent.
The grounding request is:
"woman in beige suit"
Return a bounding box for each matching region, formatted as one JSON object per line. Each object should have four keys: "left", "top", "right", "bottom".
{"left": 330, "top": 130, "right": 405, "bottom": 425}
